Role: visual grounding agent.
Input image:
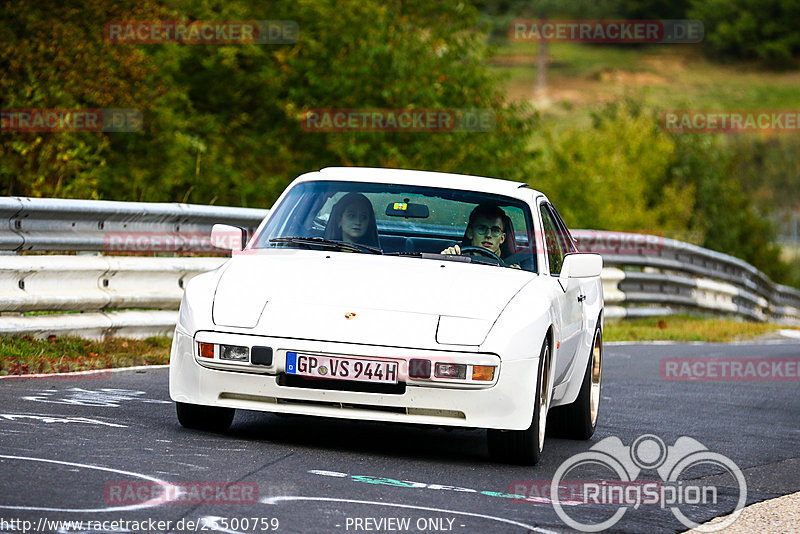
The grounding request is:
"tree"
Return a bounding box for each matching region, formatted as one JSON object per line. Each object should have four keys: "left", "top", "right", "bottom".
{"left": 2, "top": 0, "right": 538, "bottom": 207}
{"left": 484, "top": 0, "right": 621, "bottom": 96}
{"left": 126, "top": 0, "right": 539, "bottom": 206}
{"left": 668, "top": 133, "right": 791, "bottom": 284}
{"left": 617, "top": 0, "right": 691, "bottom": 19}
{"left": 530, "top": 100, "right": 797, "bottom": 287}
{"left": 275, "top": 0, "right": 537, "bottom": 186}
{"left": 689, "top": 0, "right": 800, "bottom": 67}
{"left": 530, "top": 102, "right": 695, "bottom": 234}
{"left": 0, "top": 0, "right": 178, "bottom": 198}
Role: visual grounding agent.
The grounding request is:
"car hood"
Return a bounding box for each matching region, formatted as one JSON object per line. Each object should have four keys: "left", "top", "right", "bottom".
{"left": 211, "top": 249, "right": 532, "bottom": 346}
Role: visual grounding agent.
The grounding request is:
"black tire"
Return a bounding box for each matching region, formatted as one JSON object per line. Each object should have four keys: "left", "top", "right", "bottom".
{"left": 176, "top": 401, "right": 235, "bottom": 433}
{"left": 487, "top": 337, "right": 551, "bottom": 465}
{"left": 547, "top": 326, "right": 602, "bottom": 440}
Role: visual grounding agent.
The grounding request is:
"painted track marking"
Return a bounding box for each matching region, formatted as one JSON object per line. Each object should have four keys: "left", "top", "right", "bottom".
{"left": 262, "top": 495, "right": 558, "bottom": 533}
{"left": 0, "top": 455, "right": 178, "bottom": 513}
{"left": 0, "top": 413, "right": 127, "bottom": 427}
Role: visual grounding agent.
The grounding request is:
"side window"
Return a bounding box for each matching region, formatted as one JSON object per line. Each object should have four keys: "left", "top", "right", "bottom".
{"left": 540, "top": 204, "right": 566, "bottom": 275}
{"left": 549, "top": 205, "right": 577, "bottom": 253}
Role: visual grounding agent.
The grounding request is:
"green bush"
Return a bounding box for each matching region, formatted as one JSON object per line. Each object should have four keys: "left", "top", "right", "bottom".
{"left": 530, "top": 102, "right": 695, "bottom": 234}
{"left": 531, "top": 101, "right": 798, "bottom": 288}
{"left": 2, "top": 0, "right": 538, "bottom": 207}
{"left": 690, "top": 0, "right": 800, "bottom": 67}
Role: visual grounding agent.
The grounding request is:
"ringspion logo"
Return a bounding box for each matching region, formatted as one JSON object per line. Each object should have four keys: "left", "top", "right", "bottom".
{"left": 551, "top": 434, "right": 746, "bottom": 532}
{"left": 510, "top": 480, "right": 662, "bottom": 505}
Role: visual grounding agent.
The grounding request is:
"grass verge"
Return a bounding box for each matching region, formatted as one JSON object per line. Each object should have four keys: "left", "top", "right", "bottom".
{"left": 604, "top": 315, "right": 786, "bottom": 343}
{"left": 0, "top": 336, "right": 171, "bottom": 376}
{"left": 0, "top": 317, "right": 793, "bottom": 376}
{"left": 489, "top": 41, "right": 800, "bottom": 127}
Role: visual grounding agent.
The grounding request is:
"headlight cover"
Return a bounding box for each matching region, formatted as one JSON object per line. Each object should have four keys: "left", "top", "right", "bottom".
{"left": 436, "top": 316, "right": 493, "bottom": 346}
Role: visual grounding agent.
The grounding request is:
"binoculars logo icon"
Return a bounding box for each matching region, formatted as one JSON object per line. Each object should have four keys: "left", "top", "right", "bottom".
{"left": 551, "top": 434, "right": 747, "bottom": 532}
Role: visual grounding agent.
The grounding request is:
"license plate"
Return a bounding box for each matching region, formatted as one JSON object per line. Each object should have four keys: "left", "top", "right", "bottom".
{"left": 285, "top": 352, "right": 399, "bottom": 384}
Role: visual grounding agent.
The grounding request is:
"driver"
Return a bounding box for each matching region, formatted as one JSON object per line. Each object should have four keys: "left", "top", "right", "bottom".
{"left": 441, "top": 204, "right": 516, "bottom": 262}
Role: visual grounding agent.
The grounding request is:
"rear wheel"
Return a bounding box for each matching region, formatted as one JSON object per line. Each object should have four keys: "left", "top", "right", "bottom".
{"left": 487, "top": 337, "right": 551, "bottom": 465}
{"left": 176, "top": 402, "right": 235, "bottom": 433}
{"left": 547, "top": 326, "right": 602, "bottom": 439}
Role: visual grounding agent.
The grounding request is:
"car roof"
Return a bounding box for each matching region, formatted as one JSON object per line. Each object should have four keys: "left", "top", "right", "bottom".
{"left": 292, "top": 167, "right": 546, "bottom": 201}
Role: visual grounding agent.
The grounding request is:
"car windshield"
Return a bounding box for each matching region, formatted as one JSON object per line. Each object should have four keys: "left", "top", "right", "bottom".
{"left": 251, "top": 180, "right": 537, "bottom": 272}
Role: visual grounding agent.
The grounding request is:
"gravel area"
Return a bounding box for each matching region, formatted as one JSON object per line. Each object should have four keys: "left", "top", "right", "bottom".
{"left": 686, "top": 491, "right": 800, "bottom": 533}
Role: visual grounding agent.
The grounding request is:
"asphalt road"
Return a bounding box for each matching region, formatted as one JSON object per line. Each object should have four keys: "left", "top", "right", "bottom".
{"left": 0, "top": 341, "right": 798, "bottom": 534}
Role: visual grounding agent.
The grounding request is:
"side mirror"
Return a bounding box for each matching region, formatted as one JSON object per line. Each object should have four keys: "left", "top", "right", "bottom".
{"left": 211, "top": 224, "right": 245, "bottom": 252}
{"left": 559, "top": 253, "right": 603, "bottom": 287}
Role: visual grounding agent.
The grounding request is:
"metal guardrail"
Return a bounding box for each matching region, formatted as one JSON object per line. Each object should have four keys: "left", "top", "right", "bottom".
{"left": 0, "top": 255, "right": 225, "bottom": 312}
{"left": 0, "top": 255, "right": 225, "bottom": 340}
{"left": 0, "top": 197, "right": 798, "bottom": 339}
{"left": 0, "top": 196, "right": 267, "bottom": 252}
{"left": 571, "top": 230, "right": 800, "bottom": 323}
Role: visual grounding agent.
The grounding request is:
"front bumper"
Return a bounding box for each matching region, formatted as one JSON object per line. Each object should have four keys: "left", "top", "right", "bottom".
{"left": 169, "top": 329, "right": 539, "bottom": 430}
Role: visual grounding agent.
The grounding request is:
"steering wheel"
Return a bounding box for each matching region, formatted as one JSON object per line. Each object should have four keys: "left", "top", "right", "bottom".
{"left": 459, "top": 246, "right": 506, "bottom": 266}
{"left": 502, "top": 247, "right": 533, "bottom": 269}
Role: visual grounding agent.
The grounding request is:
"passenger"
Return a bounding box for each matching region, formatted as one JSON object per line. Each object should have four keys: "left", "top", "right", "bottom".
{"left": 441, "top": 204, "right": 517, "bottom": 263}
{"left": 324, "top": 192, "right": 380, "bottom": 248}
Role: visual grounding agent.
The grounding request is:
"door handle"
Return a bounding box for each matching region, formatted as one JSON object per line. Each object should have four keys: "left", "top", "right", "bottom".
{"left": 577, "top": 294, "right": 586, "bottom": 302}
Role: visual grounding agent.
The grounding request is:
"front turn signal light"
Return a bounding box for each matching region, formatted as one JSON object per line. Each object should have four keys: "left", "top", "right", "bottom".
{"left": 198, "top": 342, "right": 215, "bottom": 358}
{"left": 472, "top": 365, "right": 495, "bottom": 381}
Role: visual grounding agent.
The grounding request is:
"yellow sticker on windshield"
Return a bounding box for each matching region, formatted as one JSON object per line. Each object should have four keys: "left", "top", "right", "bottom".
{"left": 393, "top": 202, "right": 407, "bottom": 211}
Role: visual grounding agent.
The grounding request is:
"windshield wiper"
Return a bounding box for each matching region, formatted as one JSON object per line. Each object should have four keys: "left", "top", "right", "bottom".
{"left": 269, "top": 236, "right": 383, "bottom": 255}
{"left": 384, "top": 252, "right": 499, "bottom": 266}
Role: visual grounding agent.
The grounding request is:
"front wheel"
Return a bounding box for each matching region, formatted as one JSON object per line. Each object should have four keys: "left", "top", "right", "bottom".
{"left": 547, "top": 326, "right": 602, "bottom": 439}
{"left": 176, "top": 401, "right": 235, "bottom": 433}
{"left": 487, "top": 337, "right": 551, "bottom": 465}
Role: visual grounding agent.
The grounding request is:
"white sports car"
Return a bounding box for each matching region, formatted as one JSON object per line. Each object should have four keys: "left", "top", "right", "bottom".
{"left": 169, "top": 167, "right": 604, "bottom": 464}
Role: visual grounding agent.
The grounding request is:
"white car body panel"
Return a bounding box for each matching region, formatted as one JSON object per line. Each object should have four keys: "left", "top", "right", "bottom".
{"left": 553, "top": 278, "right": 584, "bottom": 379}
{"left": 211, "top": 250, "right": 531, "bottom": 349}
{"left": 170, "top": 167, "right": 604, "bottom": 433}
{"left": 170, "top": 329, "right": 540, "bottom": 430}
